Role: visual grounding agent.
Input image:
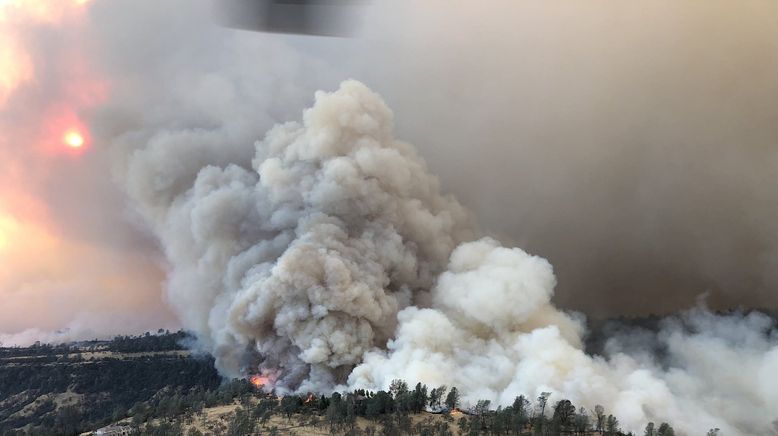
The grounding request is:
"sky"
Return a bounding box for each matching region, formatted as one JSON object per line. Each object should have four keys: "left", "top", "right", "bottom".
{"left": 0, "top": 0, "right": 176, "bottom": 344}
{"left": 2, "top": 0, "right": 778, "bottom": 344}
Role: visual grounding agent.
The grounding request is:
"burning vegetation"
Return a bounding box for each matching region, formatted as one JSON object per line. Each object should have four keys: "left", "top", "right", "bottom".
{"left": 249, "top": 374, "right": 271, "bottom": 390}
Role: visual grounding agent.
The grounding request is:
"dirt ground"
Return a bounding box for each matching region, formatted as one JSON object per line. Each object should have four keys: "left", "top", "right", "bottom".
{"left": 138, "top": 399, "right": 460, "bottom": 436}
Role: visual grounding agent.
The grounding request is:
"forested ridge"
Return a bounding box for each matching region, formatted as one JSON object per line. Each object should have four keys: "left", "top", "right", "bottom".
{"left": 1, "top": 319, "right": 750, "bottom": 436}
{"left": 0, "top": 331, "right": 219, "bottom": 435}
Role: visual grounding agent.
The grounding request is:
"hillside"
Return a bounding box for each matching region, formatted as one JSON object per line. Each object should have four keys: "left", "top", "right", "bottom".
{"left": 0, "top": 332, "right": 220, "bottom": 435}
{"left": 0, "top": 324, "right": 702, "bottom": 436}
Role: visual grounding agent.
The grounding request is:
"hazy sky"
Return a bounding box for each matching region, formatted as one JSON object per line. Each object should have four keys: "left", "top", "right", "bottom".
{"left": 2, "top": 0, "right": 778, "bottom": 344}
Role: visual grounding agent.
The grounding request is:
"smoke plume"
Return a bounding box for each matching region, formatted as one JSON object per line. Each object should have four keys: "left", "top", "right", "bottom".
{"left": 121, "top": 80, "right": 474, "bottom": 390}
{"left": 121, "top": 79, "right": 778, "bottom": 435}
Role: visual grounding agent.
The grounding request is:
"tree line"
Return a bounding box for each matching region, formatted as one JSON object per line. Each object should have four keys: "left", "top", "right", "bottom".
{"left": 139, "top": 378, "right": 688, "bottom": 436}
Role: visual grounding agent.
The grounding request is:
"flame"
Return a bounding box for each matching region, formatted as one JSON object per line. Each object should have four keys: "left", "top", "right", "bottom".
{"left": 249, "top": 374, "right": 270, "bottom": 388}
{"left": 304, "top": 393, "right": 316, "bottom": 404}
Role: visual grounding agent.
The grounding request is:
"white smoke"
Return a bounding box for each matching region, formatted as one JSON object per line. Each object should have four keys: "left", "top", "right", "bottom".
{"left": 350, "top": 237, "right": 778, "bottom": 435}
{"left": 120, "top": 79, "right": 778, "bottom": 435}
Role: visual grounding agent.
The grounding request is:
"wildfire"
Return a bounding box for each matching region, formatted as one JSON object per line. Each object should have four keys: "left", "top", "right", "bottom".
{"left": 249, "top": 374, "right": 270, "bottom": 388}
{"left": 304, "top": 393, "right": 316, "bottom": 404}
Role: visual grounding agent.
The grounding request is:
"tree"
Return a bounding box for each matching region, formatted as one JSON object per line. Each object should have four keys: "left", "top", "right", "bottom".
{"left": 412, "top": 382, "right": 428, "bottom": 413}
{"left": 429, "top": 385, "right": 447, "bottom": 409}
{"left": 327, "top": 392, "right": 346, "bottom": 432}
{"left": 445, "top": 387, "right": 460, "bottom": 411}
{"left": 366, "top": 390, "right": 394, "bottom": 418}
{"left": 533, "top": 392, "right": 551, "bottom": 436}
{"left": 707, "top": 429, "right": 721, "bottom": 436}
{"left": 574, "top": 407, "right": 590, "bottom": 435}
{"left": 227, "top": 407, "right": 254, "bottom": 436}
{"left": 594, "top": 405, "right": 606, "bottom": 433}
{"left": 605, "top": 415, "right": 619, "bottom": 436}
{"left": 389, "top": 379, "right": 409, "bottom": 398}
{"left": 657, "top": 422, "right": 675, "bottom": 436}
{"left": 473, "top": 399, "right": 491, "bottom": 416}
{"left": 644, "top": 422, "right": 655, "bottom": 436}
{"left": 512, "top": 395, "right": 530, "bottom": 432}
{"left": 552, "top": 399, "right": 576, "bottom": 429}
{"left": 537, "top": 392, "right": 551, "bottom": 418}
{"left": 493, "top": 406, "right": 512, "bottom": 435}
{"left": 280, "top": 395, "right": 302, "bottom": 421}
{"left": 390, "top": 379, "right": 413, "bottom": 414}
{"left": 344, "top": 393, "right": 357, "bottom": 430}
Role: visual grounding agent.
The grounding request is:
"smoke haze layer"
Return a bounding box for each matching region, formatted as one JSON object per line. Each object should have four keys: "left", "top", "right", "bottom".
{"left": 358, "top": 0, "right": 778, "bottom": 316}
{"left": 0, "top": 0, "right": 176, "bottom": 344}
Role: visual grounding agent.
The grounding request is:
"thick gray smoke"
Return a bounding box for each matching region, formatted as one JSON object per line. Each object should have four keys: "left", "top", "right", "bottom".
{"left": 122, "top": 80, "right": 473, "bottom": 390}
{"left": 121, "top": 80, "right": 778, "bottom": 435}
{"left": 350, "top": 238, "right": 778, "bottom": 435}
{"left": 358, "top": 0, "right": 778, "bottom": 316}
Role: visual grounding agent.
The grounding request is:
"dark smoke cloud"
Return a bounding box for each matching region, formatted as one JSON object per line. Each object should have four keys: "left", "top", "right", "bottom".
{"left": 355, "top": 0, "right": 778, "bottom": 316}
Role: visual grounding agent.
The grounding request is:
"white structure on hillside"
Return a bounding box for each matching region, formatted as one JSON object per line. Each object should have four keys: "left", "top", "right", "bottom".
{"left": 93, "top": 425, "right": 133, "bottom": 436}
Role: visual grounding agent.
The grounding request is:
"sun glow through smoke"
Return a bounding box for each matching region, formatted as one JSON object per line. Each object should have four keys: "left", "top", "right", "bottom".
{"left": 63, "top": 129, "right": 84, "bottom": 149}
{"left": 0, "top": 0, "right": 174, "bottom": 347}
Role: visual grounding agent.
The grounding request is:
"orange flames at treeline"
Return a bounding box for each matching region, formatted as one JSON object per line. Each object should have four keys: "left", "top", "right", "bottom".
{"left": 249, "top": 374, "right": 271, "bottom": 389}
{"left": 248, "top": 375, "right": 318, "bottom": 402}
{"left": 248, "top": 375, "right": 317, "bottom": 404}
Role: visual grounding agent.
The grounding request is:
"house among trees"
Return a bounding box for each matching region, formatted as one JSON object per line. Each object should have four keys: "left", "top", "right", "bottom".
{"left": 91, "top": 424, "right": 134, "bottom": 435}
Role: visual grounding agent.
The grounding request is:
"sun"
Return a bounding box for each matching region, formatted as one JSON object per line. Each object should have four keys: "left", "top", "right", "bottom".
{"left": 63, "top": 129, "right": 84, "bottom": 148}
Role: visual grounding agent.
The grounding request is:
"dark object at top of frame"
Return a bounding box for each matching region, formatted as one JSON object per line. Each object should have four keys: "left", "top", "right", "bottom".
{"left": 215, "top": 0, "right": 365, "bottom": 37}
